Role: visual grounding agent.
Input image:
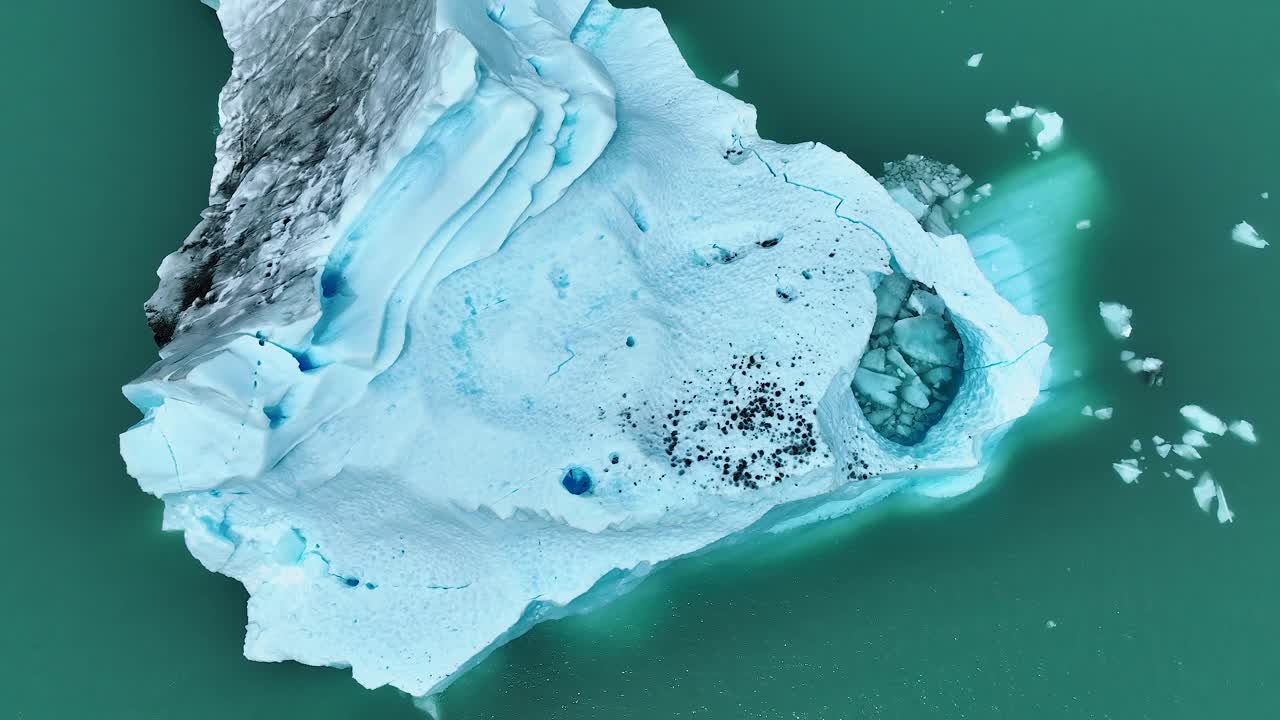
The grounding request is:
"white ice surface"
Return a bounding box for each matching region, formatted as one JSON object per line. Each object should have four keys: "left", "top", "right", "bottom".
{"left": 1181, "top": 405, "right": 1228, "bottom": 435}
{"left": 1232, "top": 221, "right": 1268, "bottom": 248}
{"left": 1098, "top": 301, "right": 1133, "bottom": 339}
{"left": 967, "top": 53, "right": 984, "bottom": 68}
{"left": 121, "top": 0, "right": 1051, "bottom": 698}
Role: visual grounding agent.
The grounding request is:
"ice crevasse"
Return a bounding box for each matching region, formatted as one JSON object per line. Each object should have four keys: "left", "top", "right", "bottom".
{"left": 122, "top": 0, "right": 1049, "bottom": 698}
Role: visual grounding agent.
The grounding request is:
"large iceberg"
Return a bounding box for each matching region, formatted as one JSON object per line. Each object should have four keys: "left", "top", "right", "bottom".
{"left": 122, "top": 0, "right": 1048, "bottom": 699}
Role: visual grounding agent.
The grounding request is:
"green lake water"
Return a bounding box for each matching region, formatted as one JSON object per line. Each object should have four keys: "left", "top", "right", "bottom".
{"left": 2, "top": 1, "right": 1277, "bottom": 718}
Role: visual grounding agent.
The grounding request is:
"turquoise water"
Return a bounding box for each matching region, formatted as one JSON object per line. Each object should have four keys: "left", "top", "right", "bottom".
{"left": 2, "top": 1, "right": 1278, "bottom": 718}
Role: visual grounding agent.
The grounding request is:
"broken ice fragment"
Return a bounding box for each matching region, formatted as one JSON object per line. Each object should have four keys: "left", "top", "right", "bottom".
{"left": 1155, "top": 444, "right": 1171, "bottom": 458}
{"left": 1231, "top": 221, "right": 1268, "bottom": 249}
{"left": 1098, "top": 302, "right": 1133, "bottom": 339}
{"left": 859, "top": 347, "right": 887, "bottom": 372}
{"left": 967, "top": 53, "right": 984, "bottom": 67}
{"left": 893, "top": 315, "right": 961, "bottom": 366}
{"left": 1113, "top": 461, "right": 1142, "bottom": 484}
{"left": 1180, "top": 405, "right": 1227, "bottom": 435}
{"left": 853, "top": 368, "right": 902, "bottom": 407}
{"left": 1010, "top": 104, "right": 1036, "bottom": 119}
{"left": 1172, "top": 444, "right": 1201, "bottom": 461}
{"left": 1076, "top": 219, "right": 1092, "bottom": 230}
{"left": 1193, "top": 473, "right": 1217, "bottom": 511}
{"left": 1081, "top": 405, "right": 1094, "bottom": 417}
{"left": 1129, "top": 439, "right": 1142, "bottom": 452}
{"left": 1175, "top": 468, "right": 1195, "bottom": 480}
{"left": 1093, "top": 407, "right": 1113, "bottom": 420}
{"left": 1182, "top": 430, "right": 1209, "bottom": 448}
{"left": 720, "top": 69, "right": 740, "bottom": 88}
{"left": 1032, "top": 111, "right": 1064, "bottom": 150}
{"left": 1215, "top": 485, "right": 1234, "bottom": 524}
{"left": 1228, "top": 420, "right": 1258, "bottom": 444}
{"left": 985, "top": 109, "right": 1012, "bottom": 131}
{"left": 1152, "top": 435, "right": 1165, "bottom": 445}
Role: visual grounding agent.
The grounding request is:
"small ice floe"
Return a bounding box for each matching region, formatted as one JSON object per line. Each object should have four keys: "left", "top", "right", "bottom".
{"left": 1263, "top": 192, "right": 1270, "bottom": 200}
{"left": 967, "top": 53, "right": 984, "bottom": 67}
{"left": 1228, "top": 420, "right": 1258, "bottom": 444}
{"left": 720, "top": 69, "right": 740, "bottom": 88}
{"left": 1011, "top": 104, "right": 1036, "bottom": 119}
{"left": 1152, "top": 435, "right": 1166, "bottom": 444}
{"left": 1175, "top": 468, "right": 1195, "bottom": 480}
{"left": 1182, "top": 430, "right": 1210, "bottom": 448}
{"left": 1129, "top": 439, "right": 1143, "bottom": 452}
{"left": 1172, "top": 444, "right": 1201, "bottom": 461}
{"left": 1093, "top": 407, "right": 1114, "bottom": 420}
{"left": 1215, "top": 485, "right": 1234, "bottom": 524}
{"left": 1231, "top": 221, "right": 1267, "bottom": 249}
{"left": 1076, "top": 219, "right": 1092, "bottom": 230}
{"left": 1045, "top": 619, "right": 1058, "bottom": 629}
{"left": 985, "top": 109, "right": 1012, "bottom": 131}
{"left": 1098, "top": 302, "right": 1133, "bottom": 339}
{"left": 1030, "top": 150, "right": 1042, "bottom": 160}
{"left": 1180, "top": 405, "right": 1227, "bottom": 435}
{"left": 1113, "top": 460, "right": 1142, "bottom": 484}
{"left": 1155, "top": 443, "right": 1172, "bottom": 458}
{"left": 1192, "top": 472, "right": 1217, "bottom": 512}
{"left": 1032, "top": 111, "right": 1064, "bottom": 150}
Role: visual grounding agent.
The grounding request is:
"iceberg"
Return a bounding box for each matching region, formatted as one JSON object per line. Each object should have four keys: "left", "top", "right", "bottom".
{"left": 121, "top": 0, "right": 1051, "bottom": 700}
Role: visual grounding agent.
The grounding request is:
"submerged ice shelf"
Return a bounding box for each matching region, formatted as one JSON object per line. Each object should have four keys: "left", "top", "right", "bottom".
{"left": 122, "top": 0, "right": 1051, "bottom": 699}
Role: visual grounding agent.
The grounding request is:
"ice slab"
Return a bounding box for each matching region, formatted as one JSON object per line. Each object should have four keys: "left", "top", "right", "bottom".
{"left": 1181, "top": 405, "right": 1227, "bottom": 435}
{"left": 967, "top": 53, "right": 984, "bottom": 68}
{"left": 1231, "top": 221, "right": 1268, "bottom": 248}
{"left": 1099, "top": 302, "right": 1133, "bottom": 339}
{"left": 721, "top": 69, "right": 740, "bottom": 88}
{"left": 1228, "top": 420, "right": 1258, "bottom": 444}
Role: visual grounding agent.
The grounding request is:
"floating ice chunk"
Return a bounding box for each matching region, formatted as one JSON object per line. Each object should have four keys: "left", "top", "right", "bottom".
{"left": 1155, "top": 443, "right": 1171, "bottom": 458}
{"left": 1180, "top": 405, "right": 1227, "bottom": 435}
{"left": 853, "top": 368, "right": 902, "bottom": 406}
{"left": 967, "top": 53, "right": 984, "bottom": 67}
{"left": 1172, "top": 444, "right": 1201, "bottom": 460}
{"left": 1182, "top": 430, "right": 1209, "bottom": 448}
{"left": 1081, "top": 405, "right": 1094, "bottom": 417}
{"left": 1215, "top": 485, "right": 1234, "bottom": 524}
{"left": 1093, "top": 407, "right": 1114, "bottom": 420}
{"left": 1032, "top": 111, "right": 1064, "bottom": 150}
{"left": 1030, "top": 150, "right": 1042, "bottom": 160}
{"left": 1129, "top": 439, "right": 1142, "bottom": 452}
{"left": 1010, "top": 104, "right": 1036, "bottom": 119}
{"left": 1076, "top": 219, "right": 1092, "bottom": 230}
{"left": 720, "top": 69, "right": 740, "bottom": 88}
{"left": 1152, "top": 435, "right": 1166, "bottom": 445}
{"left": 893, "top": 315, "right": 962, "bottom": 366}
{"left": 902, "top": 377, "right": 931, "bottom": 410}
{"left": 1262, "top": 192, "right": 1270, "bottom": 200}
{"left": 875, "top": 274, "right": 914, "bottom": 317}
{"left": 1231, "top": 221, "right": 1268, "bottom": 249}
{"left": 976, "top": 183, "right": 993, "bottom": 197}
{"left": 1098, "top": 302, "right": 1133, "bottom": 339}
{"left": 1045, "top": 619, "right": 1058, "bottom": 629}
{"left": 1228, "top": 420, "right": 1258, "bottom": 444}
{"left": 1193, "top": 473, "right": 1217, "bottom": 511}
{"left": 860, "top": 347, "right": 887, "bottom": 372}
{"left": 1175, "top": 468, "right": 1195, "bottom": 480}
{"left": 1124, "top": 356, "right": 1163, "bottom": 374}
{"left": 985, "top": 109, "right": 1012, "bottom": 131}
{"left": 1113, "top": 460, "right": 1142, "bottom": 484}
{"left": 887, "top": 186, "right": 929, "bottom": 220}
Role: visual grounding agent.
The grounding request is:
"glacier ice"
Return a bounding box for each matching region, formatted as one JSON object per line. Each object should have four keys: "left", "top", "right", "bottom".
{"left": 966, "top": 53, "right": 984, "bottom": 68}
{"left": 121, "top": 0, "right": 1051, "bottom": 699}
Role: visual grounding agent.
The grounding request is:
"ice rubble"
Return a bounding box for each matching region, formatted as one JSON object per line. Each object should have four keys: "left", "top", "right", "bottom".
{"left": 121, "top": 0, "right": 1049, "bottom": 699}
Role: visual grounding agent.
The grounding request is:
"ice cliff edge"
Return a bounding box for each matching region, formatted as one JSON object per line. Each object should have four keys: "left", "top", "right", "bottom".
{"left": 121, "top": 0, "right": 1048, "bottom": 697}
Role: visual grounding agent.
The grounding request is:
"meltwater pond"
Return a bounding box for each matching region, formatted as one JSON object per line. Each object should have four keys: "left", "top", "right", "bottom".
{"left": 2, "top": 0, "right": 1277, "bottom": 718}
